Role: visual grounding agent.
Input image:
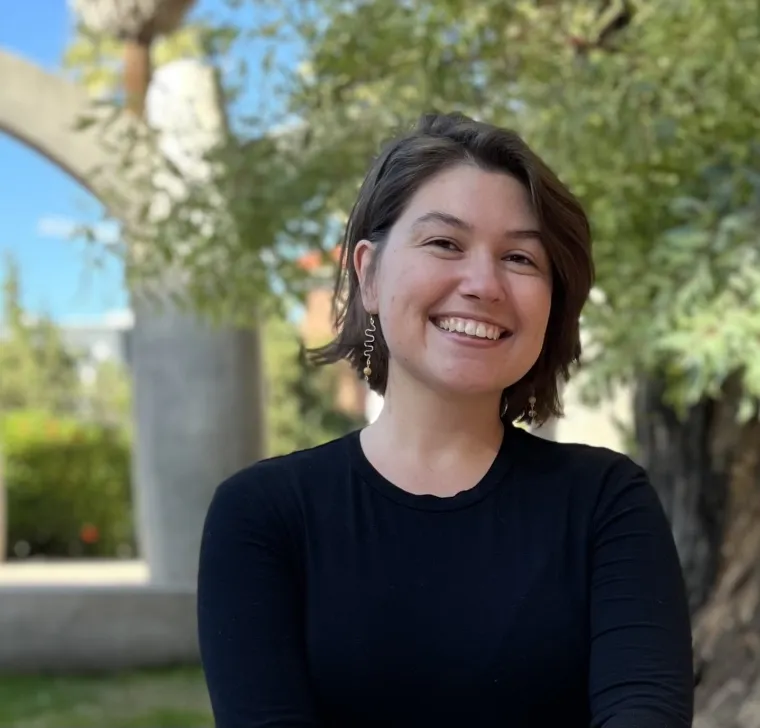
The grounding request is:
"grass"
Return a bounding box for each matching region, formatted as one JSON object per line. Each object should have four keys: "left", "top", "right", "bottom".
{"left": 0, "top": 666, "right": 213, "bottom": 728}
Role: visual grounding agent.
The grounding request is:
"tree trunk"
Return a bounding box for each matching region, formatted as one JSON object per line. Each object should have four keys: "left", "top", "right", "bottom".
{"left": 123, "top": 38, "right": 152, "bottom": 118}
{"left": 634, "top": 372, "right": 760, "bottom": 726}
{"left": 633, "top": 373, "right": 733, "bottom": 614}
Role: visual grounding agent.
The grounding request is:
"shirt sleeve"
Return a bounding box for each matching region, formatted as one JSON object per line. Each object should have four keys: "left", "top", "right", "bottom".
{"left": 197, "top": 470, "right": 319, "bottom": 728}
{"left": 588, "top": 461, "right": 695, "bottom": 728}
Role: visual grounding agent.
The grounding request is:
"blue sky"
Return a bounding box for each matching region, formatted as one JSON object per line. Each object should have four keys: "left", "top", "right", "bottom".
{"left": 0, "top": 1, "right": 299, "bottom": 322}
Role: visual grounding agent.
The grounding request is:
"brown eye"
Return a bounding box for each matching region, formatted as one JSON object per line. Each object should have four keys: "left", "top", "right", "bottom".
{"left": 504, "top": 253, "right": 535, "bottom": 266}
{"left": 427, "top": 239, "right": 460, "bottom": 251}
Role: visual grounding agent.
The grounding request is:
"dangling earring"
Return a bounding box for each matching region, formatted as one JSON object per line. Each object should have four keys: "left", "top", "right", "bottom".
{"left": 500, "top": 394, "right": 509, "bottom": 418}
{"left": 363, "top": 315, "right": 376, "bottom": 381}
{"left": 527, "top": 392, "right": 537, "bottom": 424}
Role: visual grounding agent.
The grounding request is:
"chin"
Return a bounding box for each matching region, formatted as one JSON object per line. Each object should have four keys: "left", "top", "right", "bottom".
{"left": 429, "top": 372, "right": 508, "bottom": 399}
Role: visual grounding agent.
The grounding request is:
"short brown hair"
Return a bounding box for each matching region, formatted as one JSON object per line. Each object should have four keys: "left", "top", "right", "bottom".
{"left": 310, "top": 112, "right": 594, "bottom": 426}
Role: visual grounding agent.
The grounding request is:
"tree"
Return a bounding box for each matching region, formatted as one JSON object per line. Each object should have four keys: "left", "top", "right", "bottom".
{"left": 61, "top": 2, "right": 333, "bottom": 324}
{"left": 62, "top": 4, "right": 357, "bottom": 450}
{"left": 0, "top": 257, "right": 80, "bottom": 416}
{"left": 0, "top": 255, "right": 131, "bottom": 425}
{"left": 63, "top": 7, "right": 361, "bottom": 457}
{"left": 264, "top": 314, "right": 364, "bottom": 457}
{"left": 490, "top": 8, "right": 760, "bottom": 719}
{"left": 77, "top": 357, "right": 133, "bottom": 428}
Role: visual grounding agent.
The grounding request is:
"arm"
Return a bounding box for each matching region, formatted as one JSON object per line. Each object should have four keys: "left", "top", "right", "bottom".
{"left": 588, "top": 462, "right": 694, "bottom": 728}
{"left": 197, "top": 471, "right": 318, "bottom": 728}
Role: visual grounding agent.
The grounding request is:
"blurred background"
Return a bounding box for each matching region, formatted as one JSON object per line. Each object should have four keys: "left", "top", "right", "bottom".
{"left": 0, "top": 1, "right": 758, "bottom": 726}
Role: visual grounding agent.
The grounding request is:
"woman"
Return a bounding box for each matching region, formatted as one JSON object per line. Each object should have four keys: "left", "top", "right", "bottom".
{"left": 197, "top": 112, "right": 694, "bottom": 727}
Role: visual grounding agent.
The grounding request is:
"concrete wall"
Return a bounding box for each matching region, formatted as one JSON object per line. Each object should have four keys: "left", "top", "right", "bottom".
{"left": 0, "top": 586, "right": 197, "bottom": 672}
{"left": 0, "top": 562, "right": 197, "bottom": 673}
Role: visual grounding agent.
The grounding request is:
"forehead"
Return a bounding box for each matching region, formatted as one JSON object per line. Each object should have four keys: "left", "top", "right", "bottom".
{"left": 399, "top": 164, "right": 538, "bottom": 230}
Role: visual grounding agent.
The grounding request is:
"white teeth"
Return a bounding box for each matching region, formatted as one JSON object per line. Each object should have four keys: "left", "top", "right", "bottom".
{"left": 434, "top": 317, "right": 505, "bottom": 340}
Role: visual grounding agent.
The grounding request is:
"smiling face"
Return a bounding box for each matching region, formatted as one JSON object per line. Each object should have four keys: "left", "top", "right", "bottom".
{"left": 355, "top": 163, "right": 553, "bottom": 401}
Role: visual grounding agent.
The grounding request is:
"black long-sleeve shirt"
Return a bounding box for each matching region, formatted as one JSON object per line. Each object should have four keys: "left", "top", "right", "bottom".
{"left": 197, "top": 424, "right": 694, "bottom": 727}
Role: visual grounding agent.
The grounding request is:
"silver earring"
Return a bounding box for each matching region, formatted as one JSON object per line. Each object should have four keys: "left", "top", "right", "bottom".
{"left": 363, "top": 315, "right": 376, "bottom": 381}
{"left": 528, "top": 393, "right": 537, "bottom": 424}
{"left": 500, "top": 395, "right": 509, "bottom": 418}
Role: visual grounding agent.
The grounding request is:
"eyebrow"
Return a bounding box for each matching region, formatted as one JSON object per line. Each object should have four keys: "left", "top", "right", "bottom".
{"left": 410, "top": 211, "right": 542, "bottom": 240}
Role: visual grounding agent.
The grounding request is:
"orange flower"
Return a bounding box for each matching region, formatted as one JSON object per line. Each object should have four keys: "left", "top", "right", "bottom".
{"left": 80, "top": 523, "right": 99, "bottom": 544}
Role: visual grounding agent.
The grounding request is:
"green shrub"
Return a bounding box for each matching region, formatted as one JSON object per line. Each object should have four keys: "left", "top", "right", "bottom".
{"left": 1, "top": 410, "right": 135, "bottom": 559}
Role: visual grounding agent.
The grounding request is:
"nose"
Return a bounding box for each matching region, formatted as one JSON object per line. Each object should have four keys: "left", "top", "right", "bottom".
{"left": 459, "top": 253, "right": 506, "bottom": 302}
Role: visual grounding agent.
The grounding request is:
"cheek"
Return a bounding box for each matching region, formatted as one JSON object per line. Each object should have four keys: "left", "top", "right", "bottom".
{"left": 377, "top": 265, "right": 440, "bottom": 357}
{"left": 516, "top": 280, "right": 553, "bottom": 337}
{"left": 379, "top": 261, "right": 431, "bottom": 316}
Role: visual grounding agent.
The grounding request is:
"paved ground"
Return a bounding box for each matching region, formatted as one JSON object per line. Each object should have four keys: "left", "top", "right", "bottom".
{"left": 0, "top": 560, "right": 149, "bottom": 585}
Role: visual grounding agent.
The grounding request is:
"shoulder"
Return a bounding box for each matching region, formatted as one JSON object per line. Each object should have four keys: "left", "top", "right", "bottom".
{"left": 230, "top": 432, "right": 353, "bottom": 488}
{"left": 204, "top": 433, "right": 355, "bottom": 530}
{"left": 509, "top": 426, "right": 654, "bottom": 516}
{"left": 512, "top": 425, "right": 640, "bottom": 482}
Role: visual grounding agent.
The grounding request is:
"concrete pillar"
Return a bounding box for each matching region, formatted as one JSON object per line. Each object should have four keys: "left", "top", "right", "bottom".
{"left": 129, "top": 292, "right": 265, "bottom": 586}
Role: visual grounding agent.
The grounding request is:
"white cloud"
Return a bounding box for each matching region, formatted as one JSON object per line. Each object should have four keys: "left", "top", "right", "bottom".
{"left": 36, "top": 216, "right": 121, "bottom": 245}
{"left": 61, "top": 308, "right": 134, "bottom": 329}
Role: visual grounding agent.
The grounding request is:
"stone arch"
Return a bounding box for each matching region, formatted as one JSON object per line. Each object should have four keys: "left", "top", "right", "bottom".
{"left": 0, "top": 49, "right": 132, "bottom": 214}
{"left": 0, "top": 48, "right": 265, "bottom": 591}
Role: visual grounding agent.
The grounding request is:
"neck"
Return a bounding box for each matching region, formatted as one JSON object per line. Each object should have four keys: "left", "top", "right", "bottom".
{"left": 366, "top": 366, "right": 505, "bottom": 458}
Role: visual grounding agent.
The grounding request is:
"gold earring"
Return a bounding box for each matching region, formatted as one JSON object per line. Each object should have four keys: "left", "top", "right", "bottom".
{"left": 528, "top": 393, "right": 537, "bottom": 424}
{"left": 363, "top": 315, "right": 376, "bottom": 380}
{"left": 500, "top": 394, "right": 509, "bottom": 418}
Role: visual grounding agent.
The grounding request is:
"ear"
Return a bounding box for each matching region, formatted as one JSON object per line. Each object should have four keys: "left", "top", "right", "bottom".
{"left": 354, "top": 239, "right": 379, "bottom": 313}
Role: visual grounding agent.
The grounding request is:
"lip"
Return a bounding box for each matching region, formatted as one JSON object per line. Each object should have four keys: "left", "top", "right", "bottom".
{"left": 429, "top": 313, "right": 514, "bottom": 335}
